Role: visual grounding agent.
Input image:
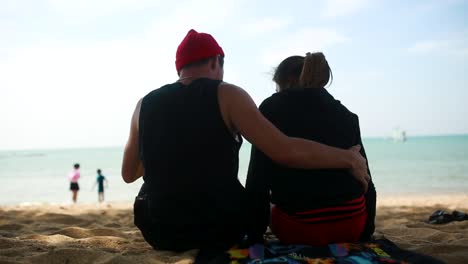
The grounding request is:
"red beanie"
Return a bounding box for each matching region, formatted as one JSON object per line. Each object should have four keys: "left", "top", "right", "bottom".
{"left": 175, "top": 29, "right": 224, "bottom": 73}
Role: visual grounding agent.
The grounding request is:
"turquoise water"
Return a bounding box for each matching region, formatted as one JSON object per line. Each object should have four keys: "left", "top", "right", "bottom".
{"left": 0, "top": 135, "right": 467, "bottom": 205}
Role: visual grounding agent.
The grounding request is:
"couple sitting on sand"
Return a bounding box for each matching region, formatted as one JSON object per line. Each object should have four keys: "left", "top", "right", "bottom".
{"left": 122, "top": 29, "right": 376, "bottom": 253}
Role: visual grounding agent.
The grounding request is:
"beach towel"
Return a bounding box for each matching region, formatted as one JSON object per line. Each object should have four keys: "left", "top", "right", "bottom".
{"left": 199, "top": 238, "right": 444, "bottom": 264}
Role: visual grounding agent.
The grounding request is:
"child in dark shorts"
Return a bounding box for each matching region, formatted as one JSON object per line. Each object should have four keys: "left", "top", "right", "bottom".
{"left": 94, "top": 169, "right": 108, "bottom": 203}
{"left": 68, "top": 163, "right": 80, "bottom": 203}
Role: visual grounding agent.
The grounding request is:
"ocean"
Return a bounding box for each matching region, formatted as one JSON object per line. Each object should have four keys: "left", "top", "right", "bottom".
{"left": 0, "top": 135, "right": 467, "bottom": 205}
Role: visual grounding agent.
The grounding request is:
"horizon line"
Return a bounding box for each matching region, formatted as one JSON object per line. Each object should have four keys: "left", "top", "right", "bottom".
{"left": 1, "top": 133, "right": 468, "bottom": 152}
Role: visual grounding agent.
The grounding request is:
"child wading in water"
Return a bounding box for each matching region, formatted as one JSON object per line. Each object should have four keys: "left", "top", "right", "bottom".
{"left": 93, "top": 169, "right": 108, "bottom": 202}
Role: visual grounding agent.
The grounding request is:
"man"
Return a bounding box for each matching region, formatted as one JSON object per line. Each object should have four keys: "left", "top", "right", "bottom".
{"left": 122, "top": 29, "right": 369, "bottom": 252}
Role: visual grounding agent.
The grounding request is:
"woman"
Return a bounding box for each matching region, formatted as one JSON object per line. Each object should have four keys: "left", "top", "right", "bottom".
{"left": 246, "top": 52, "right": 377, "bottom": 246}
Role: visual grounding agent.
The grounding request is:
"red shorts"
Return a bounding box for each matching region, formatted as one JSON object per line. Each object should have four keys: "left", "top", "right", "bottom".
{"left": 271, "top": 196, "right": 367, "bottom": 246}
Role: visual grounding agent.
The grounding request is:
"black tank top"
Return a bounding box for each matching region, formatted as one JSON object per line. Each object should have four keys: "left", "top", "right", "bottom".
{"left": 138, "top": 78, "right": 245, "bottom": 225}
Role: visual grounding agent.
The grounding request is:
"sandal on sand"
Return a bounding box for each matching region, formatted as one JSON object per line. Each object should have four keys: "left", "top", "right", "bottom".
{"left": 452, "top": 210, "right": 468, "bottom": 221}
{"left": 428, "top": 210, "right": 468, "bottom": 224}
{"left": 428, "top": 210, "right": 453, "bottom": 224}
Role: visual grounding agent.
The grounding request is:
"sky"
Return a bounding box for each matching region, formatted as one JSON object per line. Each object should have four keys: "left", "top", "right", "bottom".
{"left": 1, "top": 0, "right": 467, "bottom": 150}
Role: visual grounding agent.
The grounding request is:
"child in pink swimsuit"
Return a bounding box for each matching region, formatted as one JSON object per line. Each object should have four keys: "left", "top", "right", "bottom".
{"left": 68, "top": 163, "right": 80, "bottom": 203}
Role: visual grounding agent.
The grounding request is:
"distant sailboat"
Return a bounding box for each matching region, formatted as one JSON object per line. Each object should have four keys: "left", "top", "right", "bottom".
{"left": 392, "top": 127, "right": 407, "bottom": 142}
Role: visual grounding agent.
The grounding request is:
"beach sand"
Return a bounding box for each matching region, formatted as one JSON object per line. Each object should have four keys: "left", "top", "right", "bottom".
{"left": 0, "top": 194, "right": 467, "bottom": 264}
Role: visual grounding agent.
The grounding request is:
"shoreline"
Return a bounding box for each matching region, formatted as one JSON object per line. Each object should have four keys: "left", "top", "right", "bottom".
{"left": 377, "top": 193, "right": 468, "bottom": 209}
{"left": 1, "top": 192, "right": 467, "bottom": 209}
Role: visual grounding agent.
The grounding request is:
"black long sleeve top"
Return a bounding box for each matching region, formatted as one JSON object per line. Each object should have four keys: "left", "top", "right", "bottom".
{"left": 245, "top": 87, "right": 376, "bottom": 243}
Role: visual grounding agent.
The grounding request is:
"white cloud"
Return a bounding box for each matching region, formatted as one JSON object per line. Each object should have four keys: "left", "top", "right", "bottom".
{"left": 136, "top": 0, "right": 243, "bottom": 48}
{"left": 411, "top": 0, "right": 467, "bottom": 14}
{"left": 408, "top": 38, "right": 468, "bottom": 56}
{"left": 46, "top": 0, "right": 161, "bottom": 21}
{"left": 242, "top": 17, "right": 291, "bottom": 35}
{"left": 259, "top": 28, "right": 349, "bottom": 66}
{"left": 408, "top": 41, "right": 446, "bottom": 53}
{"left": 321, "top": 0, "right": 369, "bottom": 18}
{"left": 0, "top": 38, "right": 172, "bottom": 150}
{"left": 0, "top": 0, "right": 244, "bottom": 150}
{"left": 165, "top": 0, "right": 241, "bottom": 30}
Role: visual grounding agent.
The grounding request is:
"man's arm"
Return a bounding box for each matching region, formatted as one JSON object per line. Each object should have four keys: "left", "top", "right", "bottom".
{"left": 245, "top": 145, "right": 271, "bottom": 244}
{"left": 122, "top": 99, "right": 144, "bottom": 183}
{"left": 219, "top": 83, "right": 369, "bottom": 190}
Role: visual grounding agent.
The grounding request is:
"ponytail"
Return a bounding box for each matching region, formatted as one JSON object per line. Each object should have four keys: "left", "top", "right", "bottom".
{"left": 299, "top": 52, "right": 332, "bottom": 88}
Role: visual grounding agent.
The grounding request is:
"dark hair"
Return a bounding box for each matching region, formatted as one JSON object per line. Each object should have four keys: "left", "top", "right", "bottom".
{"left": 97, "top": 169, "right": 101, "bottom": 174}
{"left": 273, "top": 52, "right": 333, "bottom": 91}
{"left": 182, "top": 55, "right": 224, "bottom": 70}
{"left": 74, "top": 163, "right": 80, "bottom": 169}
{"left": 273, "top": 56, "right": 304, "bottom": 90}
